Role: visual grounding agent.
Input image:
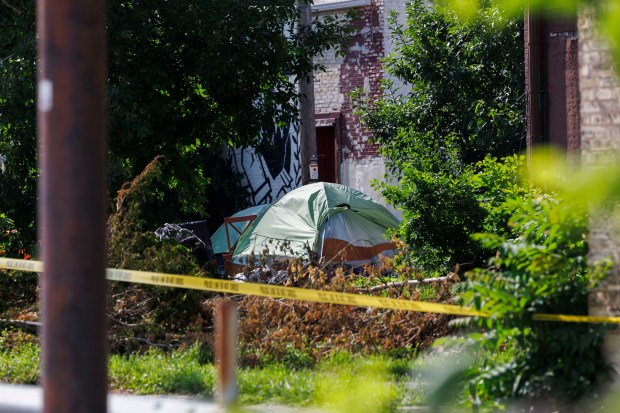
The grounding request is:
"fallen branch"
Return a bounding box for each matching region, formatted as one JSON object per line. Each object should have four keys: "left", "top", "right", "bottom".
{"left": 109, "top": 316, "right": 158, "bottom": 328}
{"left": 117, "top": 336, "right": 174, "bottom": 350}
{"left": 360, "top": 274, "right": 458, "bottom": 293}
{"left": 2, "top": 0, "right": 25, "bottom": 14}
{"left": 0, "top": 318, "right": 42, "bottom": 332}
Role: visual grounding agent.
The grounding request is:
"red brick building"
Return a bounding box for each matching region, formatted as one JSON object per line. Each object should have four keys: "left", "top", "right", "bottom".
{"left": 229, "top": 0, "right": 406, "bottom": 214}
{"left": 312, "top": 0, "right": 405, "bottom": 214}
{"left": 526, "top": 5, "right": 620, "bottom": 381}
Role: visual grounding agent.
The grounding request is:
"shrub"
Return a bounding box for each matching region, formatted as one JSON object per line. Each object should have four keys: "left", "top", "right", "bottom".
{"left": 384, "top": 159, "right": 486, "bottom": 274}
{"left": 234, "top": 263, "right": 454, "bottom": 368}
{"left": 106, "top": 156, "right": 216, "bottom": 353}
{"left": 356, "top": 0, "right": 525, "bottom": 274}
{"left": 384, "top": 154, "right": 532, "bottom": 275}
{"left": 0, "top": 213, "right": 32, "bottom": 259}
{"left": 470, "top": 154, "right": 535, "bottom": 236}
{"left": 434, "top": 195, "right": 612, "bottom": 411}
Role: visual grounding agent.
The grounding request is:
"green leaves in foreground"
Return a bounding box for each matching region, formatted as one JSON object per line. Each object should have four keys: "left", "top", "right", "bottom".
{"left": 434, "top": 193, "right": 612, "bottom": 411}
{"left": 414, "top": 148, "right": 620, "bottom": 411}
{"left": 238, "top": 352, "right": 407, "bottom": 410}
{"left": 315, "top": 355, "right": 401, "bottom": 413}
{"left": 444, "top": 0, "right": 620, "bottom": 73}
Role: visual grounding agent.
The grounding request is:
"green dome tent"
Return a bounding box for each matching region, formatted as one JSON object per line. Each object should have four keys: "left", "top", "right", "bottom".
{"left": 227, "top": 182, "right": 400, "bottom": 274}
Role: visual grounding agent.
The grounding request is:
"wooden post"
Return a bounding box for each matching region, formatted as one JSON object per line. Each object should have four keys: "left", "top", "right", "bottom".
{"left": 215, "top": 299, "right": 238, "bottom": 405}
{"left": 37, "top": 1, "right": 108, "bottom": 412}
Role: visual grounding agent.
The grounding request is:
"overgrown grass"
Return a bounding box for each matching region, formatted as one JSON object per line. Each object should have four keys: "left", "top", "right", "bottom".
{"left": 0, "top": 341, "right": 40, "bottom": 384}
{"left": 108, "top": 345, "right": 215, "bottom": 396}
{"left": 238, "top": 364, "right": 316, "bottom": 406}
{"left": 5, "top": 330, "right": 619, "bottom": 412}
{"left": 314, "top": 352, "right": 407, "bottom": 413}
{"left": 0, "top": 337, "right": 417, "bottom": 409}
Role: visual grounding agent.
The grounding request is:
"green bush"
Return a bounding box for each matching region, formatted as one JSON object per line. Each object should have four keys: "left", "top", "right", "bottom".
{"left": 356, "top": 0, "right": 525, "bottom": 273}
{"left": 0, "top": 213, "right": 32, "bottom": 259}
{"left": 436, "top": 195, "right": 612, "bottom": 411}
{"left": 386, "top": 154, "right": 532, "bottom": 274}
{"left": 470, "top": 154, "right": 535, "bottom": 236}
{"left": 386, "top": 160, "right": 486, "bottom": 274}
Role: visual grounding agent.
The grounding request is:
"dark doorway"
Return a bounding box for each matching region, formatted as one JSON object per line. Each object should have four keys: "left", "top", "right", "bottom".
{"left": 525, "top": 14, "right": 580, "bottom": 153}
{"left": 544, "top": 20, "right": 579, "bottom": 152}
{"left": 316, "top": 126, "right": 337, "bottom": 182}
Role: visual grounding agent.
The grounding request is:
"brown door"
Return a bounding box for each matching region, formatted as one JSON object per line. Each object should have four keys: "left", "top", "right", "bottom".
{"left": 526, "top": 15, "right": 579, "bottom": 153}
{"left": 316, "top": 126, "right": 337, "bottom": 182}
{"left": 544, "top": 20, "right": 579, "bottom": 152}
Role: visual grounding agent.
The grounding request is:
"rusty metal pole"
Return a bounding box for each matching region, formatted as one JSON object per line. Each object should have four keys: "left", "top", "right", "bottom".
{"left": 215, "top": 300, "right": 238, "bottom": 406}
{"left": 37, "top": 1, "right": 108, "bottom": 413}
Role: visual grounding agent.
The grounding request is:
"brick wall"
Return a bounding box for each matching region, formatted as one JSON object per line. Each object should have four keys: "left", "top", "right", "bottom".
{"left": 579, "top": 6, "right": 620, "bottom": 379}
{"left": 312, "top": 0, "right": 408, "bottom": 210}
{"left": 315, "top": 0, "right": 385, "bottom": 160}
{"left": 226, "top": 1, "right": 408, "bottom": 207}
{"left": 383, "top": 0, "right": 409, "bottom": 94}
{"left": 578, "top": 4, "right": 620, "bottom": 298}
{"left": 579, "top": 9, "right": 620, "bottom": 168}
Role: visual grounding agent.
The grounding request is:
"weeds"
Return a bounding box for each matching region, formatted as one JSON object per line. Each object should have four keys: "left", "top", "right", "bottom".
{"left": 238, "top": 365, "right": 315, "bottom": 406}
{"left": 106, "top": 156, "right": 216, "bottom": 354}
{"left": 0, "top": 330, "right": 40, "bottom": 384}
{"left": 233, "top": 260, "right": 454, "bottom": 367}
{"left": 108, "top": 345, "right": 215, "bottom": 396}
{"left": 0, "top": 339, "right": 414, "bottom": 409}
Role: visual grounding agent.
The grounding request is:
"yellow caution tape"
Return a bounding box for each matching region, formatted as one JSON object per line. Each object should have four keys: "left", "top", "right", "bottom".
{"left": 0, "top": 257, "right": 42, "bottom": 273}
{"left": 0, "top": 257, "right": 483, "bottom": 317}
{"left": 105, "top": 267, "right": 485, "bottom": 317}
{"left": 532, "top": 313, "right": 620, "bottom": 324}
{"left": 2, "top": 257, "right": 619, "bottom": 324}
